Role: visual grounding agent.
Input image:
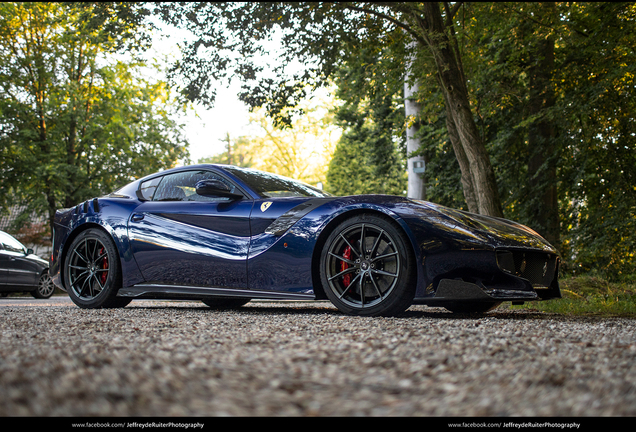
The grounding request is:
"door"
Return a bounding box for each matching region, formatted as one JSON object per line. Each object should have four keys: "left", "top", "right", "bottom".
{"left": 0, "top": 244, "right": 9, "bottom": 286}
{"left": 127, "top": 170, "right": 253, "bottom": 289}
{"left": 0, "top": 231, "right": 39, "bottom": 288}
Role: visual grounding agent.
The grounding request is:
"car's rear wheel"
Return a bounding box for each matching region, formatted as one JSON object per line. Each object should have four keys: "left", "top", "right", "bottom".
{"left": 32, "top": 271, "right": 55, "bottom": 299}
{"left": 320, "top": 214, "right": 416, "bottom": 317}
{"left": 64, "top": 228, "right": 130, "bottom": 308}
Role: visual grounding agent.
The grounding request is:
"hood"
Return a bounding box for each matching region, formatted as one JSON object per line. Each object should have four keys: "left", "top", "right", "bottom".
{"left": 407, "top": 200, "right": 557, "bottom": 253}
{"left": 27, "top": 253, "right": 49, "bottom": 266}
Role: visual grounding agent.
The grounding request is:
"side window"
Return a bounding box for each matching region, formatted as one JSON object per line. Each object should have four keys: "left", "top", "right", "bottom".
{"left": 152, "top": 171, "right": 240, "bottom": 202}
{"left": 139, "top": 177, "right": 162, "bottom": 201}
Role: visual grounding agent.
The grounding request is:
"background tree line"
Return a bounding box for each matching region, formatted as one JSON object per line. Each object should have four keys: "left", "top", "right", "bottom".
{"left": 158, "top": 1, "right": 635, "bottom": 280}
{"left": 0, "top": 2, "right": 189, "bottom": 238}
{"left": 1, "top": 2, "right": 634, "bottom": 281}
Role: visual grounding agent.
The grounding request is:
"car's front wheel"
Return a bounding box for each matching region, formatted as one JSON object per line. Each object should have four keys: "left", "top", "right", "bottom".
{"left": 64, "top": 228, "right": 130, "bottom": 308}
{"left": 319, "top": 214, "right": 416, "bottom": 317}
{"left": 32, "top": 271, "right": 55, "bottom": 299}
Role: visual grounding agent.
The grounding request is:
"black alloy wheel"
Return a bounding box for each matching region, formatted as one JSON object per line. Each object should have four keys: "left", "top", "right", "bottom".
{"left": 320, "top": 214, "right": 416, "bottom": 316}
{"left": 64, "top": 228, "right": 130, "bottom": 308}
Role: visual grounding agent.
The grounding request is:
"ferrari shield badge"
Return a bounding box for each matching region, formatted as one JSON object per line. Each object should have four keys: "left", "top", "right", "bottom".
{"left": 260, "top": 201, "right": 273, "bottom": 212}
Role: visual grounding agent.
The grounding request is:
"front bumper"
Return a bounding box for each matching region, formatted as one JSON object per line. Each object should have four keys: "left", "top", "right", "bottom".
{"left": 414, "top": 248, "right": 561, "bottom": 305}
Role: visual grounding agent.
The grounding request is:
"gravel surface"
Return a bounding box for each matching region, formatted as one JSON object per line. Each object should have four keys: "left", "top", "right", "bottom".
{"left": 0, "top": 298, "right": 635, "bottom": 417}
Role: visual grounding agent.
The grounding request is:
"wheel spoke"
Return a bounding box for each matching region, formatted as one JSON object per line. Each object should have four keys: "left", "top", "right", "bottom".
{"left": 339, "top": 234, "right": 360, "bottom": 258}
{"left": 359, "top": 224, "right": 366, "bottom": 257}
{"left": 95, "top": 251, "right": 108, "bottom": 263}
{"left": 328, "top": 266, "right": 356, "bottom": 281}
{"left": 369, "top": 229, "right": 385, "bottom": 258}
{"left": 368, "top": 272, "right": 384, "bottom": 298}
{"left": 359, "top": 273, "right": 365, "bottom": 306}
{"left": 371, "top": 251, "right": 398, "bottom": 263}
{"left": 72, "top": 269, "right": 89, "bottom": 281}
{"left": 93, "top": 274, "right": 104, "bottom": 291}
{"left": 371, "top": 268, "right": 399, "bottom": 278}
{"left": 328, "top": 251, "right": 354, "bottom": 265}
{"left": 79, "top": 273, "right": 91, "bottom": 297}
{"left": 84, "top": 238, "right": 90, "bottom": 261}
{"left": 73, "top": 248, "right": 88, "bottom": 263}
{"left": 338, "top": 272, "right": 361, "bottom": 299}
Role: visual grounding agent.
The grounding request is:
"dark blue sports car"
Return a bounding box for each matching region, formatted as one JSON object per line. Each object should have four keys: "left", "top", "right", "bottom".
{"left": 50, "top": 164, "right": 560, "bottom": 316}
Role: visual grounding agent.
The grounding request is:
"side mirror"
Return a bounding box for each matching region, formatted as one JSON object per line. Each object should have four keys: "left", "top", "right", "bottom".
{"left": 26, "top": 248, "right": 34, "bottom": 255}
{"left": 195, "top": 179, "right": 243, "bottom": 200}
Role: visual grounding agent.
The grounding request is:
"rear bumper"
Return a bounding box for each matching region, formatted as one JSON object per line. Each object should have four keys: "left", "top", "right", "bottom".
{"left": 49, "top": 223, "right": 70, "bottom": 291}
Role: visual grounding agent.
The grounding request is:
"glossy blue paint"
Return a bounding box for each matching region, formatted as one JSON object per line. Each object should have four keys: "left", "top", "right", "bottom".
{"left": 50, "top": 164, "right": 561, "bottom": 311}
{"left": 127, "top": 199, "right": 253, "bottom": 288}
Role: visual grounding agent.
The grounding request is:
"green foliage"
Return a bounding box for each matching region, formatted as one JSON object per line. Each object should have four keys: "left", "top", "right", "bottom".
{"left": 0, "top": 2, "right": 189, "bottom": 232}
{"left": 198, "top": 134, "right": 254, "bottom": 168}
{"left": 327, "top": 118, "right": 406, "bottom": 197}
{"left": 199, "top": 95, "right": 339, "bottom": 188}
{"left": 154, "top": 2, "right": 636, "bottom": 280}
{"left": 458, "top": 2, "right": 636, "bottom": 279}
{"left": 326, "top": 45, "right": 407, "bottom": 197}
{"left": 512, "top": 276, "right": 636, "bottom": 318}
{"left": 154, "top": 2, "right": 406, "bottom": 128}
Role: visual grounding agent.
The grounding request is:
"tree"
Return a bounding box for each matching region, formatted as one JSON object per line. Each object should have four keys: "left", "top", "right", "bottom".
{"left": 156, "top": 2, "right": 636, "bottom": 278}
{"left": 199, "top": 133, "right": 255, "bottom": 168}
{"left": 461, "top": 2, "right": 636, "bottom": 276}
{"left": 199, "top": 92, "right": 340, "bottom": 187}
{"left": 0, "top": 2, "right": 189, "bottom": 236}
{"left": 327, "top": 115, "right": 407, "bottom": 196}
{"left": 155, "top": 2, "right": 503, "bottom": 216}
{"left": 326, "top": 47, "right": 407, "bottom": 197}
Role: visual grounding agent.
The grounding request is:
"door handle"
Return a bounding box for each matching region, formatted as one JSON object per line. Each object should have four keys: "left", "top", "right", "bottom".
{"left": 131, "top": 213, "right": 145, "bottom": 222}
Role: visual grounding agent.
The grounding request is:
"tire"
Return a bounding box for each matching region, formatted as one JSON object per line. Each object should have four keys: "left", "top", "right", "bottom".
{"left": 319, "top": 214, "right": 416, "bottom": 317}
{"left": 32, "top": 271, "right": 55, "bottom": 299}
{"left": 442, "top": 301, "right": 501, "bottom": 314}
{"left": 64, "top": 228, "right": 130, "bottom": 309}
{"left": 202, "top": 298, "right": 251, "bottom": 309}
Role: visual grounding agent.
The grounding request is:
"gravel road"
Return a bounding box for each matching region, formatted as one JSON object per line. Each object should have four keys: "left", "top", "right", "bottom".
{"left": 1, "top": 297, "right": 635, "bottom": 417}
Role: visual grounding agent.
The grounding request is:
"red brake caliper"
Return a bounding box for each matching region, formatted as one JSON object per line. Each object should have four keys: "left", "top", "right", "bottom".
{"left": 99, "top": 247, "right": 108, "bottom": 284}
{"left": 341, "top": 245, "right": 352, "bottom": 287}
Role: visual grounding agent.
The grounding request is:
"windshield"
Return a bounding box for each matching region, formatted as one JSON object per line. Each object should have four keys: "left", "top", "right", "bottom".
{"left": 223, "top": 166, "right": 332, "bottom": 198}
{"left": 0, "top": 231, "right": 27, "bottom": 254}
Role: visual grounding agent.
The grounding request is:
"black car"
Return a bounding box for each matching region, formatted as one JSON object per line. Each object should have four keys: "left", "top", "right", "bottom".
{"left": 0, "top": 230, "right": 55, "bottom": 299}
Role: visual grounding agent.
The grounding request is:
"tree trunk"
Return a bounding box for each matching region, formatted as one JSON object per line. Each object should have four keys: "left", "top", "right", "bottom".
{"left": 418, "top": 3, "right": 503, "bottom": 217}
{"left": 442, "top": 88, "right": 479, "bottom": 213}
{"left": 404, "top": 42, "right": 426, "bottom": 200}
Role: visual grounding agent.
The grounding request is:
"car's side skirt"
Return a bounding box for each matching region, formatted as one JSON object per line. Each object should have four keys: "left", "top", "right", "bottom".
{"left": 117, "top": 284, "right": 316, "bottom": 301}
